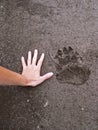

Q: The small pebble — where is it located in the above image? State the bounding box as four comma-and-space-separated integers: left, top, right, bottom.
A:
81, 107, 84, 111
27, 99, 30, 103
0, 6, 3, 9
44, 100, 49, 107
37, 125, 40, 129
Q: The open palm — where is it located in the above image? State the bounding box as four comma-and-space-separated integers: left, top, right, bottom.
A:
21, 49, 53, 86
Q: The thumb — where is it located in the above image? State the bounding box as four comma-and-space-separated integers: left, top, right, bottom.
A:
40, 72, 54, 83
27, 72, 53, 87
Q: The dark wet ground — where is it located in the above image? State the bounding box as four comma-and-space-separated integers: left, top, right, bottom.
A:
0, 0, 98, 130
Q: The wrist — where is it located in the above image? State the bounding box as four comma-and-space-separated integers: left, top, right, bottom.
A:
20, 75, 28, 86
21, 74, 33, 86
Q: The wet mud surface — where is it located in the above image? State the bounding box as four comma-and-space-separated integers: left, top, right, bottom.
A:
0, 0, 98, 130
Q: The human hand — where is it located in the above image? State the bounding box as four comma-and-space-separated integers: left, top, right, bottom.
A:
21, 49, 53, 86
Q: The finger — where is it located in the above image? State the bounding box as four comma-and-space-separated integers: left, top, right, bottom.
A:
32, 49, 38, 65
37, 53, 44, 70
21, 56, 26, 69
27, 51, 32, 65
40, 72, 53, 83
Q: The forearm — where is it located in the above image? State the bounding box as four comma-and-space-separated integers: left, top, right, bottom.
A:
0, 66, 27, 86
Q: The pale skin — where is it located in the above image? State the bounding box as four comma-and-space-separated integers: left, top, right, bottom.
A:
0, 49, 53, 86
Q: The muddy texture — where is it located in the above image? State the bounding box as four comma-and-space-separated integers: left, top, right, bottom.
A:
0, 0, 98, 130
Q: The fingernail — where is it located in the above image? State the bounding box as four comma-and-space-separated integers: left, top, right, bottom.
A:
42, 53, 44, 56
49, 72, 54, 76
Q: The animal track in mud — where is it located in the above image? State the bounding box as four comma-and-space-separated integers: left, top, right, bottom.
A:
52, 46, 91, 85
27, 3, 53, 17
16, 1, 53, 17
